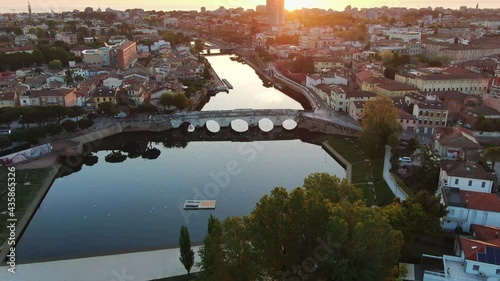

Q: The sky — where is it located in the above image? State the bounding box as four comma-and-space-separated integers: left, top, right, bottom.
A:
1, 0, 499, 13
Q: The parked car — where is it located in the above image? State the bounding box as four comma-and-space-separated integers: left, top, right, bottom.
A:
398, 157, 412, 163
464, 124, 472, 129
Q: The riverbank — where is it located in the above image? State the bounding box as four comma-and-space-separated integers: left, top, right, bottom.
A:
0, 165, 60, 262
325, 136, 394, 206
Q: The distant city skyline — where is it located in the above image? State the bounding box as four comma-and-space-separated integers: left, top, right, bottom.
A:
1, 0, 499, 13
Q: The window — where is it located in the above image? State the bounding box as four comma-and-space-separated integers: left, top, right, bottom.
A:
455, 179, 459, 185
468, 180, 472, 186
497, 269, 500, 275
473, 265, 480, 271
482, 182, 486, 188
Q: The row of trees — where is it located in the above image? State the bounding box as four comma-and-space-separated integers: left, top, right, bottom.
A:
178, 173, 444, 281
3, 118, 94, 146
0, 43, 77, 71
0, 106, 85, 127
475, 116, 500, 132
159, 93, 190, 110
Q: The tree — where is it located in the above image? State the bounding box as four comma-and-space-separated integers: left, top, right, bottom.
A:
0, 137, 13, 151
77, 118, 94, 130
65, 69, 74, 85
408, 137, 419, 153
379, 50, 395, 65
48, 59, 63, 70
172, 93, 189, 110
159, 93, 175, 110
179, 225, 195, 276
194, 39, 205, 53
98, 102, 117, 116
45, 124, 63, 136
62, 119, 77, 132
415, 148, 441, 193
485, 146, 500, 170
302, 172, 364, 204
361, 96, 403, 158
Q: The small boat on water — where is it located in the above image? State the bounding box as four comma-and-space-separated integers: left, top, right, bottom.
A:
187, 124, 195, 133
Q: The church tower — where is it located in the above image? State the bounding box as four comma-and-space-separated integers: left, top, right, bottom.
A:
28, 1, 32, 23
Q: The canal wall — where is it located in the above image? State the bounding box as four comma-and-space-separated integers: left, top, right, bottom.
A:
0, 164, 61, 264
299, 115, 358, 137
0, 245, 202, 281
322, 141, 352, 181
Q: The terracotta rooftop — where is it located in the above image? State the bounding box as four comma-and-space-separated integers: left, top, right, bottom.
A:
346, 91, 377, 99
460, 190, 500, 212
440, 160, 494, 181
435, 127, 480, 149
376, 81, 418, 91
472, 225, 500, 242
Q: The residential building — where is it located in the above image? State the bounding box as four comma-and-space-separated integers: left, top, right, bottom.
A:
432, 127, 481, 161
490, 65, 500, 99
24, 75, 47, 89
313, 57, 344, 73
315, 84, 347, 112
422, 225, 500, 281
55, 32, 77, 44
405, 92, 448, 134
26, 89, 77, 106
439, 160, 495, 193
398, 109, 418, 133
395, 72, 490, 96
92, 87, 116, 109
422, 37, 500, 64
388, 31, 421, 42
349, 101, 366, 122
373, 81, 419, 97
441, 188, 500, 232
0, 92, 17, 107
345, 91, 378, 110
299, 35, 342, 49
117, 41, 138, 70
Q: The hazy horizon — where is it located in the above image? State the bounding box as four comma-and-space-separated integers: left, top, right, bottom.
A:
1, 0, 499, 13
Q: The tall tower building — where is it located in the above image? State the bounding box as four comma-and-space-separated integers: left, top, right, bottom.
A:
266, 0, 285, 26
28, 1, 32, 22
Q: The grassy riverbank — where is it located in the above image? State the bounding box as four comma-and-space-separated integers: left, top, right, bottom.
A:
327, 136, 394, 206
0, 167, 51, 245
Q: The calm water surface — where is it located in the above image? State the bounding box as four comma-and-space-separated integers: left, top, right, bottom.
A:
16, 138, 345, 263
202, 55, 303, 111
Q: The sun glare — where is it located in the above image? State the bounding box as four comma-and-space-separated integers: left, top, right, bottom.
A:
285, 0, 306, 11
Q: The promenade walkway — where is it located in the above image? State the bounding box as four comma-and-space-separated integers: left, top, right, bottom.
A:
0, 246, 202, 281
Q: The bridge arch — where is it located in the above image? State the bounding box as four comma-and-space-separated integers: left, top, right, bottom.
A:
206, 120, 220, 133
282, 119, 298, 131
258, 118, 274, 132
231, 119, 249, 133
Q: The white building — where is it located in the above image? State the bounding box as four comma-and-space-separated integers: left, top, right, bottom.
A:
103, 77, 123, 89
441, 188, 500, 232
423, 225, 500, 281
388, 31, 422, 42
439, 161, 495, 193
55, 32, 77, 44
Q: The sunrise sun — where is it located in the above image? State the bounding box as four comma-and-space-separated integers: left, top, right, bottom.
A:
285, 0, 307, 10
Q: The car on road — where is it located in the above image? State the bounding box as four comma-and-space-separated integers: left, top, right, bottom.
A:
398, 157, 412, 163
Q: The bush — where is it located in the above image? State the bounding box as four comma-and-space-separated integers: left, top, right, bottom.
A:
45, 124, 63, 136
62, 120, 77, 132
77, 118, 94, 130
87, 113, 97, 119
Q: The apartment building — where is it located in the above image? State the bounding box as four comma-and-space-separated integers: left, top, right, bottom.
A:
405, 92, 448, 134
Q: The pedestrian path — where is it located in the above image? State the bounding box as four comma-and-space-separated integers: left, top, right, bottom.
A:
0, 246, 202, 281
